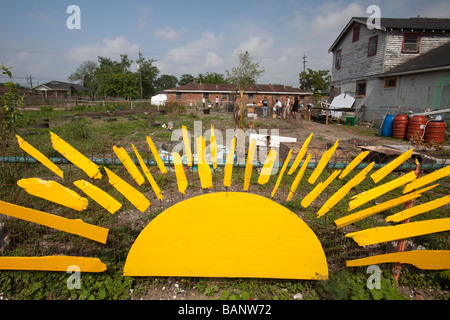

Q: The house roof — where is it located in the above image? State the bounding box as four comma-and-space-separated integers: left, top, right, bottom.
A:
329, 17, 450, 52
165, 83, 313, 95
32, 81, 93, 92
380, 41, 450, 77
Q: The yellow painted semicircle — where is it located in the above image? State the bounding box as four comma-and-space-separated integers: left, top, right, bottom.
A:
123, 192, 328, 280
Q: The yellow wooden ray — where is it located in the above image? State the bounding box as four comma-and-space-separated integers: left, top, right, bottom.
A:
301, 169, 341, 208
73, 179, 122, 214
345, 217, 450, 246
334, 184, 438, 229
257, 149, 277, 185
286, 154, 311, 201
288, 133, 313, 175
0, 200, 109, 244
317, 162, 374, 217
348, 171, 417, 211
403, 165, 450, 194
123, 192, 328, 280
308, 139, 339, 184
210, 124, 217, 170
172, 152, 187, 194
223, 138, 236, 188
339, 150, 370, 180
132, 144, 164, 201
104, 167, 150, 213
196, 136, 213, 189
146, 136, 167, 174
113, 146, 145, 186
243, 139, 257, 191
17, 178, 88, 211
271, 149, 292, 198
0, 256, 107, 272
346, 250, 450, 270
16, 135, 64, 179
385, 194, 450, 223
370, 149, 413, 184
182, 125, 193, 167
50, 132, 102, 179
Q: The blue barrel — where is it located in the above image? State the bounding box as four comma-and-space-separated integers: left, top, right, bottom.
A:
381, 114, 395, 137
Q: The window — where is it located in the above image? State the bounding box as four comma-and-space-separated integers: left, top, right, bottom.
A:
368, 35, 378, 56
402, 33, 421, 53
356, 80, 367, 97
222, 93, 228, 101
335, 49, 342, 70
203, 93, 209, 100
176, 92, 182, 100
352, 25, 360, 42
384, 78, 397, 89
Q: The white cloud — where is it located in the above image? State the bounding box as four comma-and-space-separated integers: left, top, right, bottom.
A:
232, 34, 274, 58
138, 7, 152, 30
68, 36, 140, 63
153, 26, 185, 41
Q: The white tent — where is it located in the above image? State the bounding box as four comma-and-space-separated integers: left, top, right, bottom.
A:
151, 94, 167, 106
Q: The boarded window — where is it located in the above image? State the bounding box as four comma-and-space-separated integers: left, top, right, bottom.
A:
368, 35, 378, 56
352, 25, 360, 42
335, 49, 342, 70
384, 78, 397, 89
402, 34, 421, 53
356, 80, 367, 97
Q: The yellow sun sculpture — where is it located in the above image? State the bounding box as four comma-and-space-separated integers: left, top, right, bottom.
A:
0, 129, 449, 277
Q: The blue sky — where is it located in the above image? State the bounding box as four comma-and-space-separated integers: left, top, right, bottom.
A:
1, 0, 450, 88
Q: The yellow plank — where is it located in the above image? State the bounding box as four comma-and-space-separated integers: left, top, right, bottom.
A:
339, 150, 370, 180
16, 134, 64, 179
348, 171, 417, 211
271, 149, 292, 198
243, 139, 257, 191
370, 149, 413, 183
403, 165, 450, 194
210, 124, 217, 170
73, 179, 122, 214
132, 144, 164, 201
287, 133, 313, 175
0, 256, 107, 272
334, 186, 436, 229
308, 139, 339, 185
0, 200, 109, 244
50, 131, 102, 179
346, 250, 450, 270
113, 146, 146, 186
286, 153, 312, 201
317, 162, 374, 217
301, 169, 341, 208
123, 192, 329, 280
104, 167, 150, 213
257, 149, 278, 185
17, 178, 88, 211
172, 152, 187, 194
196, 136, 213, 189
223, 138, 236, 188
146, 136, 167, 174
182, 125, 193, 167
385, 194, 450, 223
345, 217, 450, 246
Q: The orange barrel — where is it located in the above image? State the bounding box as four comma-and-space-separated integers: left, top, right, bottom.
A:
392, 114, 409, 139
406, 115, 427, 140
424, 121, 447, 143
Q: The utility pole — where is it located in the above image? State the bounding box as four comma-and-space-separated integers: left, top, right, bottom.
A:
301, 55, 307, 90
138, 47, 143, 100
27, 75, 33, 88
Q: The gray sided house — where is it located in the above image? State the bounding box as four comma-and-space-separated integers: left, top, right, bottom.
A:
32, 81, 93, 99
329, 17, 450, 123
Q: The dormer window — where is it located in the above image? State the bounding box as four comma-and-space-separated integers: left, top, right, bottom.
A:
352, 25, 360, 42
402, 33, 421, 53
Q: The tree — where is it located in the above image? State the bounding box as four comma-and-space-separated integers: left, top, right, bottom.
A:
195, 72, 229, 84
155, 74, 178, 93
225, 51, 265, 128
139, 58, 160, 98
299, 68, 331, 97
179, 74, 195, 86
68, 60, 97, 89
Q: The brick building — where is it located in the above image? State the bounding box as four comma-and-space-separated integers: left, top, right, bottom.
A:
164, 83, 313, 109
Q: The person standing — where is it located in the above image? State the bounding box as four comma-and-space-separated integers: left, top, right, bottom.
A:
292, 96, 299, 120
284, 96, 291, 119
275, 99, 282, 118
262, 96, 269, 118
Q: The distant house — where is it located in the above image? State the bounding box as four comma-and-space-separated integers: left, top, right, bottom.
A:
164, 83, 313, 108
328, 17, 450, 121
32, 81, 93, 99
